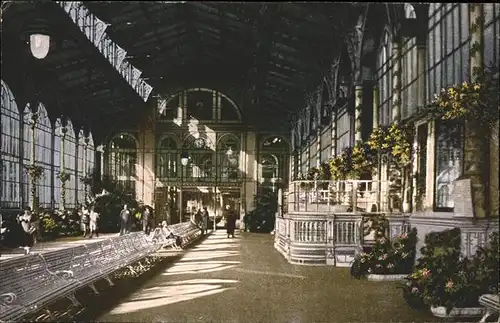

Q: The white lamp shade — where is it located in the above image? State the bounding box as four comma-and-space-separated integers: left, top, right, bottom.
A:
181, 157, 189, 166
30, 34, 50, 59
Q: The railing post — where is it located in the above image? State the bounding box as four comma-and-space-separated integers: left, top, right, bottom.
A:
352, 181, 358, 213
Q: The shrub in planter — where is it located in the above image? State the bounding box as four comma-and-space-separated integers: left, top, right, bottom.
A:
351, 215, 417, 279
402, 228, 499, 314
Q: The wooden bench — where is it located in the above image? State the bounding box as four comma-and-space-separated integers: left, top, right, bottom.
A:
479, 294, 500, 323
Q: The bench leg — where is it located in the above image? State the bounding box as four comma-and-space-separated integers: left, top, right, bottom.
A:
44, 308, 55, 321
480, 309, 495, 323
67, 294, 81, 307
104, 275, 114, 287
89, 283, 99, 295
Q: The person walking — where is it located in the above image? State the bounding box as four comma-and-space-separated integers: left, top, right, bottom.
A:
201, 206, 209, 235
223, 205, 237, 238
81, 205, 90, 238
88, 206, 100, 238
142, 206, 153, 235
17, 207, 35, 255
119, 204, 130, 236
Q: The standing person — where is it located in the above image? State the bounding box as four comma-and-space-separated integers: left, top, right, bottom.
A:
223, 205, 237, 239
81, 205, 90, 238
119, 204, 130, 236
142, 206, 152, 235
88, 206, 100, 238
201, 206, 209, 235
17, 207, 35, 255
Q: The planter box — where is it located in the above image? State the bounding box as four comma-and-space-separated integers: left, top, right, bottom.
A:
366, 274, 408, 281
430, 306, 486, 318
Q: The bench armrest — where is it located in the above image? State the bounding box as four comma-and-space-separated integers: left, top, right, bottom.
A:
0, 292, 17, 306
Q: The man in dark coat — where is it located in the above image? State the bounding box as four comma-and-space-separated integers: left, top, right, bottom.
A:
119, 204, 130, 236
201, 207, 209, 235
224, 205, 237, 238
142, 206, 153, 235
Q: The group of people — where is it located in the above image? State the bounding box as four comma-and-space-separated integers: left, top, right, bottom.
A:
119, 204, 155, 236
193, 206, 210, 234
80, 205, 100, 238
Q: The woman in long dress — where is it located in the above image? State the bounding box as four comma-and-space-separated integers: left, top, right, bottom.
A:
17, 207, 35, 255
224, 205, 237, 238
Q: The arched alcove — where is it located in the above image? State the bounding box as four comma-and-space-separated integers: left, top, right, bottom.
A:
156, 134, 179, 179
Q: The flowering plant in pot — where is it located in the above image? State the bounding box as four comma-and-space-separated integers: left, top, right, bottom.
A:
402, 228, 499, 316
351, 215, 417, 279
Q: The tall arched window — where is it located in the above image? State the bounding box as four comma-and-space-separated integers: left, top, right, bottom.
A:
218, 134, 240, 182
109, 133, 137, 198
260, 154, 279, 185
377, 30, 393, 126
260, 136, 290, 186
87, 133, 95, 174
35, 104, 53, 208
182, 136, 214, 181
54, 118, 62, 208
156, 135, 178, 179
401, 4, 419, 119
77, 129, 86, 204
64, 120, 77, 208
22, 105, 33, 207
427, 3, 469, 210
1, 80, 21, 208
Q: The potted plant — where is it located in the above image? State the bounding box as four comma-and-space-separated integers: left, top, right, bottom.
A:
402, 228, 498, 318
351, 215, 417, 281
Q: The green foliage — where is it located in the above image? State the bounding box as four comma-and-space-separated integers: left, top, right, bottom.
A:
427, 64, 499, 129
247, 187, 278, 233
90, 177, 140, 232
36, 209, 81, 240
57, 171, 71, 182
351, 216, 417, 279
367, 123, 414, 169
402, 228, 499, 313
329, 141, 377, 180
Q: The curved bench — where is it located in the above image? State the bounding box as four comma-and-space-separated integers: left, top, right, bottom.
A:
0, 224, 202, 322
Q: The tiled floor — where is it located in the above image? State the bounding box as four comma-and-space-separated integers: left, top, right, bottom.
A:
98, 230, 439, 323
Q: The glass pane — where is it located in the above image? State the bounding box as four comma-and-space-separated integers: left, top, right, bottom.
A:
434, 120, 463, 209
461, 4, 469, 43
484, 24, 494, 66
453, 7, 460, 49
446, 14, 454, 54
484, 3, 494, 24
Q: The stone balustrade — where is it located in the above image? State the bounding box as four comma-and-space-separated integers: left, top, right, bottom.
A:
287, 180, 393, 214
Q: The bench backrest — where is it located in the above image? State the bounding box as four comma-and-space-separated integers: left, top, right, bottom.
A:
0, 255, 67, 305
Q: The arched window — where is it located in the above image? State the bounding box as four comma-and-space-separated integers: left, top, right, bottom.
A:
377, 30, 393, 126
401, 4, 419, 119
109, 133, 137, 198
77, 129, 86, 204
260, 136, 290, 185
218, 134, 240, 182
182, 136, 214, 181
64, 120, 77, 208
260, 154, 279, 185
156, 135, 178, 179
427, 4, 469, 101
87, 132, 95, 175
35, 104, 52, 208
54, 118, 62, 208
23, 105, 33, 207
427, 4, 469, 210
1, 80, 21, 208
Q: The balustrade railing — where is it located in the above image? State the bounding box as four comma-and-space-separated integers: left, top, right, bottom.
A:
274, 212, 410, 266
288, 180, 391, 214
